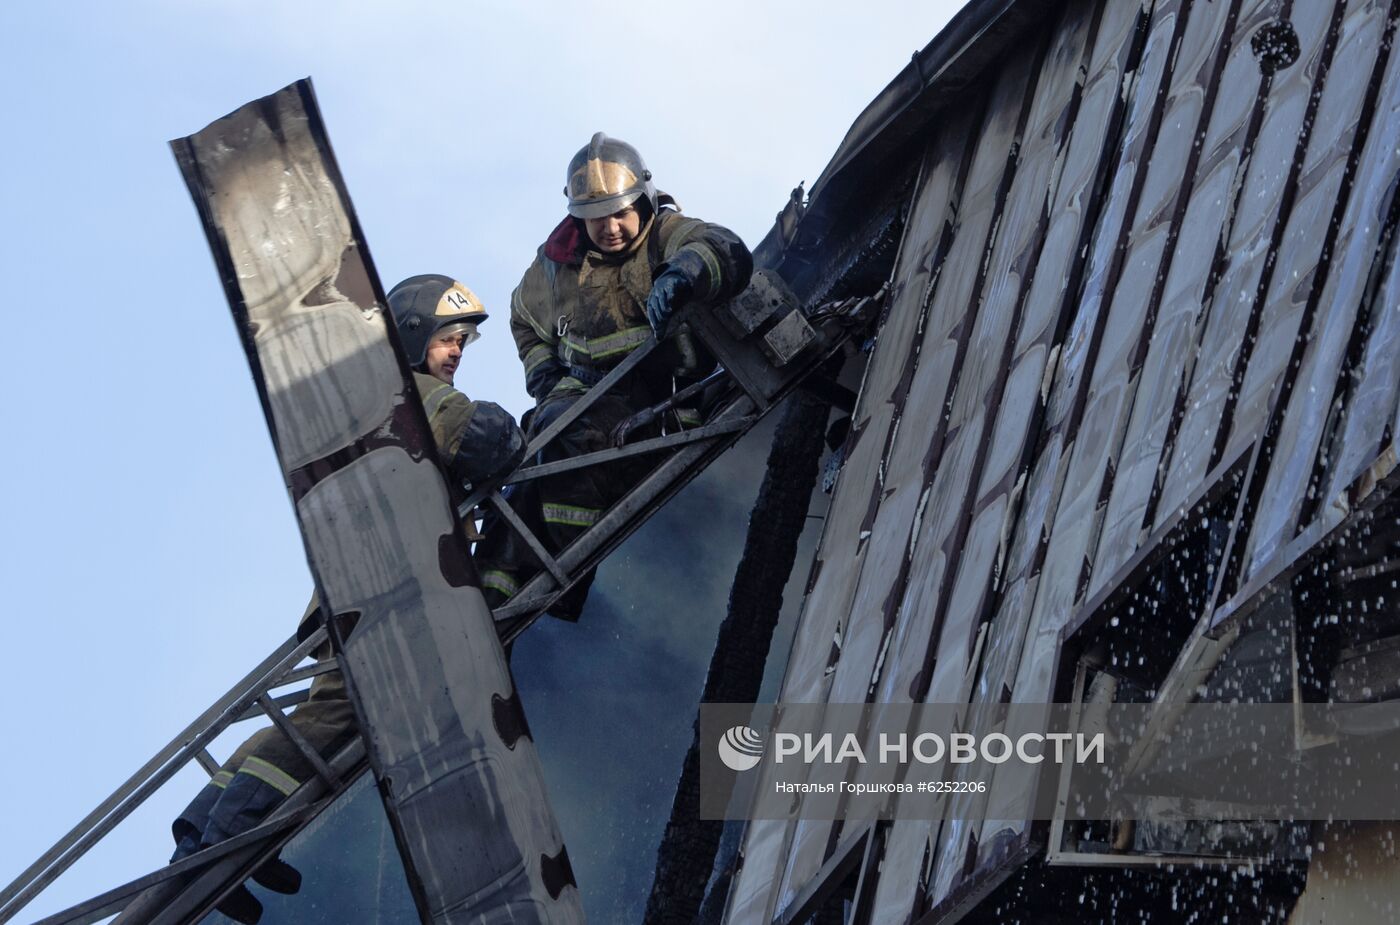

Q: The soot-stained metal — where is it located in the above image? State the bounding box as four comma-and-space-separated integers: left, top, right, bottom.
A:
172, 80, 584, 925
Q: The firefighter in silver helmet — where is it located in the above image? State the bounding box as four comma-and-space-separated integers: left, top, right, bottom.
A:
475, 132, 753, 615
168, 275, 525, 925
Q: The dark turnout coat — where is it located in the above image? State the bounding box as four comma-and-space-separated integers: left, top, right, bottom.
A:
509, 200, 753, 401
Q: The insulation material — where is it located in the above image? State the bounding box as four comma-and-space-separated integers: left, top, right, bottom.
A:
1156, 0, 1346, 527
723, 121, 975, 924
911, 4, 1154, 885
1248, 4, 1400, 571
966, 0, 1265, 896
721, 817, 787, 925
772, 50, 1039, 911
842, 105, 993, 740
1066, 0, 1241, 602
868, 819, 935, 925
856, 4, 1100, 907
895, 1, 1112, 907
929, 0, 1148, 878
870, 4, 1142, 916
1322, 227, 1400, 507
891, 42, 1046, 724
1221, 0, 1390, 484
724, 0, 1400, 919
972, 0, 1183, 847
773, 154, 954, 709
1091, 0, 1276, 587
864, 1, 1145, 879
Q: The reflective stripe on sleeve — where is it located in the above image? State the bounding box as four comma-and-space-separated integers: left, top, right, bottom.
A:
692, 246, 724, 299
237, 756, 301, 796
513, 287, 555, 343
524, 344, 556, 373
541, 503, 602, 528
557, 325, 652, 364
481, 569, 521, 598
666, 220, 704, 252
587, 326, 652, 359
547, 377, 590, 396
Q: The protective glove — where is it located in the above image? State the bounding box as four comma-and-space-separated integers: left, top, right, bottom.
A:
645, 249, 709, 338
456, 400, 527, 484
645, 269, 691, 339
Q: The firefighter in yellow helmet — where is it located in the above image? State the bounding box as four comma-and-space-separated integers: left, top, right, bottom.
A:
169, 275, 525, 925
476, 133, 753, 615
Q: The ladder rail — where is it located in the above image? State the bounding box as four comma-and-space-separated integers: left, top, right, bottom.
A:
487, 490, 573, 587
30, 805, 322, 925
501, 415, 753, 485
480, 286, 884, 643
118, 740, 370, 925
0, 628, 328, 925
493, 394, 762, 642
254, 695, 339, 787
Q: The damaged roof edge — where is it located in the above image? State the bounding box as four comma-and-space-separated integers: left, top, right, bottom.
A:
756, 0, 1063, 276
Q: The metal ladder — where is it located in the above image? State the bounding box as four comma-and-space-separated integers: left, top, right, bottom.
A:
0, 624, 365, 925
0, 280, 883, 925
478, 275, 879, 643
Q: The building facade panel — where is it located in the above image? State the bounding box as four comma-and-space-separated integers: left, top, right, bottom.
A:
723, 0, 1400, 920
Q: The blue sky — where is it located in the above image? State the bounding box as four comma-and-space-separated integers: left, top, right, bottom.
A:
0, 2, 966, 920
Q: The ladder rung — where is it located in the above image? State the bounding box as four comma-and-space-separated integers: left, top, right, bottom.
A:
256, 694, 337, 787
455, 337, 662, 518
233, 689, 310, 724
193, 750, 220, 779
0, 628, 328, 925
27, 805, 320, 925
275, 658, 340, 687
492, 398, 758, 638
521, 338, 658, 461
489, 491, 571, 587
505, 417, 752, 484
231, 656, 338, 723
